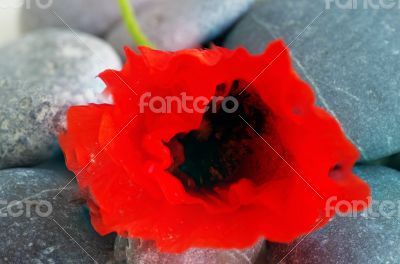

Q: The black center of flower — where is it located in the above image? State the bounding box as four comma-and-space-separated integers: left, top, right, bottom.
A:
165, 80, 270, 193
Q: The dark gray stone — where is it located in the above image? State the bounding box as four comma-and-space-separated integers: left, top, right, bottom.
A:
224, 0, 400, 161
19, 0, 156, 36
113, 237, 264, 264
259, 166, 400, 264
0, 167, 115, 263
106, 0, 255, 57
0, 28, 121, 169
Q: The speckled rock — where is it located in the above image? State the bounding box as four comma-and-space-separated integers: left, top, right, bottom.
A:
113, 237, 264, 264
106, 0, 255, 57
0, 167, 115, 263
0, 29, 121, 169
19, 0, 157, 36
259, 166, 400, 264
224, 0, 400, 161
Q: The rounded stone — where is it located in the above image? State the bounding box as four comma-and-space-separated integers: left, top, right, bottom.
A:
19, 0, 145, 36
106, 0, 255, 57
0, 28, 121, 169
0, 166, 115, 263
114, 236, 264, 264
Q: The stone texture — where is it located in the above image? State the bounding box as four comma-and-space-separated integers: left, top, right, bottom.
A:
224, 0, 400, 161
106, 0, 255, 57
113, 237, 264, 264
259, 166, 400, 264
19, 0, 156, 36
0, 166, 115, 263
0, 28, 121, 169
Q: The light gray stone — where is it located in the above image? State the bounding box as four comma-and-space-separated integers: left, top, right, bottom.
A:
224, 0, 400, 161
259, 166, 400, 264
106, 0, 255, 57
113, 237, 264, 264
19, 0, 155, 36
0, 167, 115, 263
0, 28, 121, 169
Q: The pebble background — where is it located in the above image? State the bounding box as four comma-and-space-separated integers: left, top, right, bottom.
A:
0, 0, 400, 263
0, 29, 121, 169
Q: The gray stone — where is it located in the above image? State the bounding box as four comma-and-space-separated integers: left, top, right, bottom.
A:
224, 0, 400, 161
106, 0, 255, 57
0, 28, 121, 169
0, 167, 115, 263
113, 237, 264, 264
259, 166, 400, 264
19, 0, 155, 36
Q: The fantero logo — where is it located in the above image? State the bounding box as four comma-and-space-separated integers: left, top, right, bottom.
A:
0, 199, 53, 218
325, 0, 400, 9
139, 92, 240, 114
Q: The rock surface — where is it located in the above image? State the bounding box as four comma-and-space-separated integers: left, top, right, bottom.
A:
114, 237, 264, 264
259, 166, 400, 264
0, 166, 115, 263
224, 0, 400, 161
106, 0, 255, 57
0, 29, 121, 169
19, 0, 156, 36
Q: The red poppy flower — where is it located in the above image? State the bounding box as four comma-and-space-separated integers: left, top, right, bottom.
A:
59, 40, 370, 253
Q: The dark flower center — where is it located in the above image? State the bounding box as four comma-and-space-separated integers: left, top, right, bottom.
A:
166, 80, 271, 193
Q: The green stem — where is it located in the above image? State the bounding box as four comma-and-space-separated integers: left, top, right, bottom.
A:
117, 0, 155, 48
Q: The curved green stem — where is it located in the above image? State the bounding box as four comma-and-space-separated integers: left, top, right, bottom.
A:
117, 0, 155, 48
